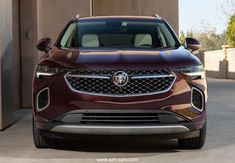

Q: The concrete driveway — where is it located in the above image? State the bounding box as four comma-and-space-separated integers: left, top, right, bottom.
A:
0, 78, 234, 163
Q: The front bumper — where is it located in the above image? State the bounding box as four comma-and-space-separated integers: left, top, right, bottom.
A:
37, 122, 201, 139
35, 109, 205, 138
33, 71, 207, 137
50, 125, 190, 135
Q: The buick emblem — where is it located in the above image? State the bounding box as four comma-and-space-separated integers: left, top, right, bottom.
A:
113, 71, 129, 87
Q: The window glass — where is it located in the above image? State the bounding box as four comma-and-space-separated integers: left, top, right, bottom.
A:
59, 20, 179, 49
60, 23, 77, 48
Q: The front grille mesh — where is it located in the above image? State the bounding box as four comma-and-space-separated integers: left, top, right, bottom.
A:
65, 69, 175, 96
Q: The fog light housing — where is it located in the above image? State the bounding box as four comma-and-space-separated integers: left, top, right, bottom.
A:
191, 87, 204, 112
37, 88, 50, 111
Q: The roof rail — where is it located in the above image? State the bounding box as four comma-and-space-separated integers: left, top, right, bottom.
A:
73, 14, 80, 20
152, 14, 161, 19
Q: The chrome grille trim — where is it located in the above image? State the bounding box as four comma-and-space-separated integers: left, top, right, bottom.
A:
131, 74, 175, 79
67, 74, 110, 79
64, 69, 176, 97
66, 74, 175, 80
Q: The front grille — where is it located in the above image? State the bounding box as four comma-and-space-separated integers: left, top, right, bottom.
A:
65, 69, 175, 96
81, 112, 160, 125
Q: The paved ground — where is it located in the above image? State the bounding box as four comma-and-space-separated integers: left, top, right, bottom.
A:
0, 78, 235, 163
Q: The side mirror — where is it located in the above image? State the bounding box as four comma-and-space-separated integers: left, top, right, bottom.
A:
185, 37, 201, 51
36, 37, 51, 53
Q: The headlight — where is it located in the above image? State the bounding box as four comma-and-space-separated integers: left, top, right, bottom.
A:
173, 65, 205, 79
36, 66, 68, 78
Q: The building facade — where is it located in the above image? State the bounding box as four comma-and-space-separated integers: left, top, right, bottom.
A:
0, 0, 179, 130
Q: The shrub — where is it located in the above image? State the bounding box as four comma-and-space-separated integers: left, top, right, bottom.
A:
226, 14, 235, 47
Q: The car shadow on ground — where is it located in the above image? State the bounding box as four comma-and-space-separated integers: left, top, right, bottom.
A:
53, 137, 181, 153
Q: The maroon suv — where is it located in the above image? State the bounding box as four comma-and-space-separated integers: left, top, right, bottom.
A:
33, 15, 207, 149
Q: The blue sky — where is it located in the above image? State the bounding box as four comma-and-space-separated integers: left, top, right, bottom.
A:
179, 0, 233, 34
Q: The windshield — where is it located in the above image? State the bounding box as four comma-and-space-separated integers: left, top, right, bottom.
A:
59, 19, 180, 49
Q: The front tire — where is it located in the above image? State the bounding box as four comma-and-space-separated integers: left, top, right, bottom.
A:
178, 122, 206, 149
33, 117, 55, 149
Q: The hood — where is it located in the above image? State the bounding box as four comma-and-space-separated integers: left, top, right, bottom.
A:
41, 47, 201, 69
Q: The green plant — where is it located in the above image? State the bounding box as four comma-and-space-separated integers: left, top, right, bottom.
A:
226, 14, 235, 47
179, 31, 186, 44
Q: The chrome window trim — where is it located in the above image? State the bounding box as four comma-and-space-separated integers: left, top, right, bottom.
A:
191, 87, 205, 112
36, 87, 50, 112
64, 72, 176, 97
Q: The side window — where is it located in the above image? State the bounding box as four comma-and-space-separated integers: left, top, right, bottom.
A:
60, 23, 77, 48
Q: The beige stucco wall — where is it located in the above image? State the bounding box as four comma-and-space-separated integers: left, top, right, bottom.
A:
0, 0, 13, 130
204, 49, 235, 72
20, 0, 39, 108
202, 48, 235, 79
37, 0, 92, 44
227, 48, 235, 79
204, 50, 224, 71
20, 0, 92, 107
12, 0, 21, 111
93, 0, 179, 34
227, 49, 235, 73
